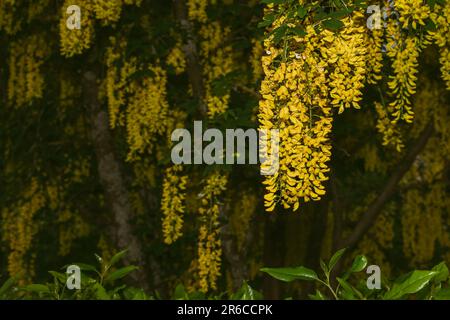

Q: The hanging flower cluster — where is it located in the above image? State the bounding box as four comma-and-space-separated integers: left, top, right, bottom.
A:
375, 102, 405, 152
59, 0, 142, 57
196, 172, 227, 292
187, 0, 235, 118
321, 13, 367, 114
430, 1, 450, 90
7, 34, 49, 108
1, 178, 45, 284
167, 41, 187, 75
261, 6, 370, 212
105, 38, 170, 161
161, 166, 188, 245
385, 24, 420, 123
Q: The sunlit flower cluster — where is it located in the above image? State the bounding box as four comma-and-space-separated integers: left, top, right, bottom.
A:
260, 18, 332, 212
386, 31, 420, 123
396, 0, 430, 29
321, 14, 367, 114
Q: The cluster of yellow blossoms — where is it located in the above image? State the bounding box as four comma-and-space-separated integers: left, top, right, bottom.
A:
1, 178, 45, 284
396, 0, 431, 29
161, 166, 188, 245
167, 42, 187, 75
262, 8, 368, 211
105, 38, 170, 161
386, 26, 420, 124
0, 0, 17, 34
7, 34, 49, 108
187, 0, 235, 118
125, 66, 170, 161
59, 0, 95, 57
59, 0, 142, 57
188, 0, 208, 23
321, 13, 367, 114
430, 1, 450, 90
196, 172, 227, 292
375, 102, 405, 152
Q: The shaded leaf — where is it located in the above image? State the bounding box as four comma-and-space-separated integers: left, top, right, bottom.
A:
261, 266, 318, 282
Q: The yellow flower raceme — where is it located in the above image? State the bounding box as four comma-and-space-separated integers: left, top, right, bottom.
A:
125, 66, 170, 161
386, 28, 420, 123
161, 166, 188, 245
188, 0, 208, 23
375, 102, 405, 152
321, 14, 367, 114
2, 178, 45, 284
430, 2, 450, 89
196, 172, 227, 292
59, 0, 94, 57
7, 34, 48, 108
167, 42, 187, 75
260, 21, 332, 212
396, 0, 430, 29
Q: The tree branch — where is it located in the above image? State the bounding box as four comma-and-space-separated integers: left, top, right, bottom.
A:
341, 121, 434, 249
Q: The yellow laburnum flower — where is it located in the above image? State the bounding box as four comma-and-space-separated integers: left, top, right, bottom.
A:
188, 0, 208, 23
161, 166, 188, 245
396, 0, 430, 29
196, 172, 227, 292
167, 42, 187, 75
59, 0, 94, 57
7, 34, 49, 108
374, 102, 404, 152
321, 13, 367, 113
259, 19, 332, 212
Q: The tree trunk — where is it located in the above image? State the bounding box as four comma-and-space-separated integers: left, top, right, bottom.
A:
83, 70, 149, 290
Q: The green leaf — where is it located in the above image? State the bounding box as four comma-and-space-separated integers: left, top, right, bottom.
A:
240, 282, 262, 300
271, 25, 288, 45
173, 284, 188, 300
350, 255, 368, 273
23, 284, 50, 293
93, 283, 110, 300
49, 271, 67, 284
105, 266, 138, 282
109, 249, 128, 267
261, 266, 318, 282
434, 288, 450, 300
258, 13, 276, 28
320, 259, 329, 276
329, 248, 346, 271
291, 26, 307, 37
337, 277, 364, 300
322, 18, 345, 30
432, 262, 449, 283
384, 270, 438, 300
308, 289, 326, 300
297, 6, 307, 18
0, 277, 17, 297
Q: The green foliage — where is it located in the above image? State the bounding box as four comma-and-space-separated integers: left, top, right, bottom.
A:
261, 248, 450, 300
13, 250, 151, 300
